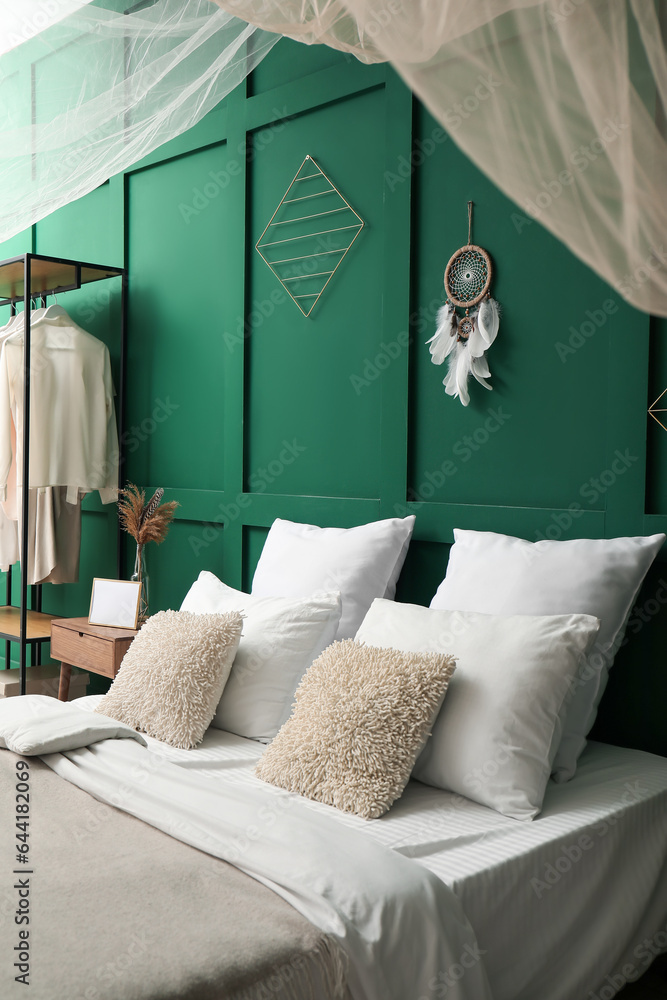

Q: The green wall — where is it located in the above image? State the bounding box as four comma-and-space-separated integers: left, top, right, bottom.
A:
1, 38, 665, 754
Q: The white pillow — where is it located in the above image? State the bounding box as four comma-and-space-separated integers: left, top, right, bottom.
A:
356, 599, 600, 820
251, 516, 416, 639
429, 529, 664, 781
180, 571, 341, 741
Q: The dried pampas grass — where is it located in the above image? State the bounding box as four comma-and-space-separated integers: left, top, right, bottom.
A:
118, 483, 179, 546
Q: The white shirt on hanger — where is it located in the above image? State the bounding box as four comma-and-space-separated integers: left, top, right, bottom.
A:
0, 310, 119, 506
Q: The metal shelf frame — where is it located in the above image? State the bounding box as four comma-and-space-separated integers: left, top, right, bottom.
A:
0, 253, 127, 695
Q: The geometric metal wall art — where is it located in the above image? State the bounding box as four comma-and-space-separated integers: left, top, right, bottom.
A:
649, 387, 667, 432
255, 155, 365, 317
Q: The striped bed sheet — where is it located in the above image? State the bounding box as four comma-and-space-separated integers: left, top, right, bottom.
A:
76, 695, 667, 1000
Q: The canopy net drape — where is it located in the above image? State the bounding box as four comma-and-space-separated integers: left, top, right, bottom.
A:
0, 0, 279, 243
0, 0, 665, 316
211, 0, 667, 316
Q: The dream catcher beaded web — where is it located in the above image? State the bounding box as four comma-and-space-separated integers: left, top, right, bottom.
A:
427, 202, 500, 406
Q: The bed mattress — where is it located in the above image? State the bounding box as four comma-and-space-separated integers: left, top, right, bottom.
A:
76, 696, 667, 1000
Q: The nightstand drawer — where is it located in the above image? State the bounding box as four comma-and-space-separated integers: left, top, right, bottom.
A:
51, 617, 138, 701
51, 626, 117, 677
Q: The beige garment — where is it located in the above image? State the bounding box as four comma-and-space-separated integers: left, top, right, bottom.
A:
0, 495, 18, 570
0, 309, 109, 583
15, 486, 82, 585
0, 312, 119, 504
0, 318, 21, 569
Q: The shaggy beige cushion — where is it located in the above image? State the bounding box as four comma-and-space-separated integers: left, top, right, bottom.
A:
255, 639, 456, 819
95, 610, 243, 749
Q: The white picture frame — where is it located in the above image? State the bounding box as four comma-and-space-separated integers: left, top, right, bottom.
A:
89, 579, 141, 630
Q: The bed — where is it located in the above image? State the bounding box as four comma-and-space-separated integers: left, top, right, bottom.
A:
2, 522, 666, 1000
1, 692, 665, 1000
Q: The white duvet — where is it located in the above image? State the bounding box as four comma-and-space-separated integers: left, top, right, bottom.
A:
1, 695, 494, 1000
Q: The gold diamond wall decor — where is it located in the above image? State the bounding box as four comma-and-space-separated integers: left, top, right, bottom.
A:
255, 155, 365, 317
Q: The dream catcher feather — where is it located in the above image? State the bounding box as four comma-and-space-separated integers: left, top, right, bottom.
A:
427, 202, 500, 406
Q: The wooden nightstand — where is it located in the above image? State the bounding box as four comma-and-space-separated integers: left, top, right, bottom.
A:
51, 617, 138, 701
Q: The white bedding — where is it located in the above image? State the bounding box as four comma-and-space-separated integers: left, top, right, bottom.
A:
72, 697, 667, 1000
13, 695, 493, 1000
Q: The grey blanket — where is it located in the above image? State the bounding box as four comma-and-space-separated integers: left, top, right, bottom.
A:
0, 750, 349, 1000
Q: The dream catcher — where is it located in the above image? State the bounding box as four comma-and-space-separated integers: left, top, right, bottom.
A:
426, 202, 500, 407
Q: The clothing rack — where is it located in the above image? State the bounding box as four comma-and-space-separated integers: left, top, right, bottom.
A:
0, 254, 127, 695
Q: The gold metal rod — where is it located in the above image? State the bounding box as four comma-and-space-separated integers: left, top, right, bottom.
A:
305, 224, 365, 311
271, 207, 348, 227
283, 189, 336, 205
254, 154, 313, 249
260, 256, 313, 316
257, 223, 362, 249
269, 248, 347, 264
281, 271, 335, 282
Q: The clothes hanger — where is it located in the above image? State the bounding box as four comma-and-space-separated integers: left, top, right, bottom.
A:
40, 302, 68, 321
4, 295, 59, 341
29, 292, 69, 327
0, 304, 39, 337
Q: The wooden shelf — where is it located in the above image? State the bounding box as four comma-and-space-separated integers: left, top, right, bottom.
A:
0, 254, 124, 305
0, 606, 61, 642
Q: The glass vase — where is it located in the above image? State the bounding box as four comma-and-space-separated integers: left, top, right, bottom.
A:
131, 543, 149, 624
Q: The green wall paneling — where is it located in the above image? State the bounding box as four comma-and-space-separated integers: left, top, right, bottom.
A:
125, 143, 235, 491
248, 37, 349, 96
36, 177, 123, 266
245, 85, 388, 500
394, 539, 450, 610
1, 37, 664, 755
147, 518, 227, 613
410, 103, 623, 513
243, 525, 269, 592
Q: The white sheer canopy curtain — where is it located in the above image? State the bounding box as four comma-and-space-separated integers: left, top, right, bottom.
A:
0, 0, 279, 243
212, 0, 667, 317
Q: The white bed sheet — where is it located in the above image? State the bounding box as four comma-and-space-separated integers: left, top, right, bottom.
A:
77, 695, 667, 1000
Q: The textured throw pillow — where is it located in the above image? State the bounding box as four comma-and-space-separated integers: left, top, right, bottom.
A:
96, 610, 243, 749
429, 529, 664, 781
180, 571, 342, 741
251, 516, 415, 639
356, 599, 600, 820
255, 638, 456, 820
